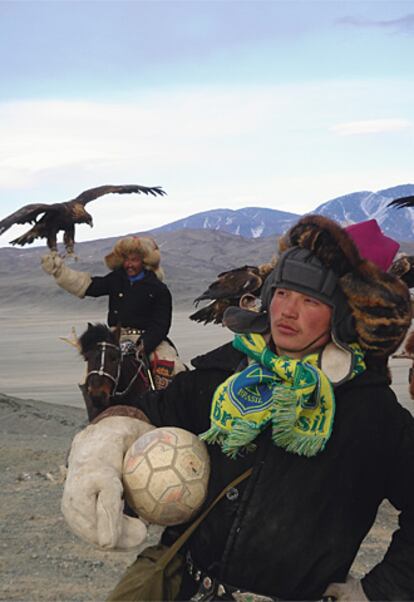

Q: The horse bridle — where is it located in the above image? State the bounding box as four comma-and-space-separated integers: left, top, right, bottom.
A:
85, 340, 147, 398
86, 341, 122, 388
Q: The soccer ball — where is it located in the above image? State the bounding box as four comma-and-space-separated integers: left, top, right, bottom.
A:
122, 426, 210, 526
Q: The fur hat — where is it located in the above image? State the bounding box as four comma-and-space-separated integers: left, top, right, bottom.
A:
105, 236, 164, 280
224, 215, 411, 359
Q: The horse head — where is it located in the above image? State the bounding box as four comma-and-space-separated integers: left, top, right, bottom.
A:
78, 322, 122, 412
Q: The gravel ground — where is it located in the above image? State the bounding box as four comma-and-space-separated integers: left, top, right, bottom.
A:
0, 393, 399, 602
0, 394, 163, 602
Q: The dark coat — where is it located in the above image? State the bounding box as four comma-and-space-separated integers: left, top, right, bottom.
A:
133, 343, 414, 601
84, 269, 172, 354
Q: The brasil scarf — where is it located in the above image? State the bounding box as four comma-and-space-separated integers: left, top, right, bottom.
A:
200, 333, 365, 458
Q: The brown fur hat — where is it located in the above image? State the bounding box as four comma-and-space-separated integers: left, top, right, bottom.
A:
104, 236, 164, 280
279, 215, 412, 359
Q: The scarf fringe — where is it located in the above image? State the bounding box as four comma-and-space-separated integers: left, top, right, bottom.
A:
200, 421, 260, 458
270, 394, 328, 457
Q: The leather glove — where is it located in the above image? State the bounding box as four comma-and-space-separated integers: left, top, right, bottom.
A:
62, 416, 155, 549
324, 576, 369, 601
41, 253, 92, 298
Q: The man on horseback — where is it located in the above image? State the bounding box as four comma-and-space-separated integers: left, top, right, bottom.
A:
42, 235, 185, 389
61, 215, 414, 601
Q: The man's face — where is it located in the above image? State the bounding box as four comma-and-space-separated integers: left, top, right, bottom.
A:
123, 253, 143, 277
269, 288, 332, 358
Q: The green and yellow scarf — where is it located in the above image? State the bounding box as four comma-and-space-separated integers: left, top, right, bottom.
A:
200, 333, 365, 458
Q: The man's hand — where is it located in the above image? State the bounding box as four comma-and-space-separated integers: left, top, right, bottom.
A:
324, 576, 368, 601
41, 253, 64, 277
62, 415, 155, 549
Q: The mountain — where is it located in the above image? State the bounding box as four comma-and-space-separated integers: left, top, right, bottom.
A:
314, 184, 414, 241
0, 229, 278, 309
152, 184, 414, 242
154, 207, 300, 238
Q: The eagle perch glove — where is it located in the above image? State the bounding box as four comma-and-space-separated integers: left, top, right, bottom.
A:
324, 576, 368, 601
62, 416, 155, 549
41, 254, 92, 298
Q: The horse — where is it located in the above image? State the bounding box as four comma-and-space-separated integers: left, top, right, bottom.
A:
77, 323, 152, 421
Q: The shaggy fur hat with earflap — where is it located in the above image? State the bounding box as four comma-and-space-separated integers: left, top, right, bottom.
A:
104, 236, 164, 280
279, 215, 411, 358
224, 215, 412, 361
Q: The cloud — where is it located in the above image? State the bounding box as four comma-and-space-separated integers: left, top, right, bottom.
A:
0, 92, 272, 180
337, 13, 414, 33
331, 119, 413, 136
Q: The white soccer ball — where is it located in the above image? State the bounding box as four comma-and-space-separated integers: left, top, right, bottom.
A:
122, 426, 210, 526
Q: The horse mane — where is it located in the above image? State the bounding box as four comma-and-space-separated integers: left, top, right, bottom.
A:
79, 323, 118, 355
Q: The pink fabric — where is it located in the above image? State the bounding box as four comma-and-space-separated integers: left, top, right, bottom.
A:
345, 219, 399, 271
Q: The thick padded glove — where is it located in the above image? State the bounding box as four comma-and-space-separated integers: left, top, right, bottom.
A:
62, 416, 155, 549
324, 576, 368, 601
41, 254, 92, 298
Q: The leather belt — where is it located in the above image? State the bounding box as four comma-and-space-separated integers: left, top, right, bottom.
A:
186, 552, 281, 602
121, 328, 145, 336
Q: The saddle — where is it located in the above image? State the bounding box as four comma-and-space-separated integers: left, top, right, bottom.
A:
120, 335, 187, 390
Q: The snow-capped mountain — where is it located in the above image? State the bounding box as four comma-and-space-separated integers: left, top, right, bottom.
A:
154, 184, 414, 241
314, 184, 414, 241
154, 207, 300, 238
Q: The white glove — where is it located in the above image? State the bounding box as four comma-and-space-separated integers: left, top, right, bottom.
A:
62, 416, 155, 550
41, 253, 64, 276
41, 253, 92, 298
324, 576, 368, 601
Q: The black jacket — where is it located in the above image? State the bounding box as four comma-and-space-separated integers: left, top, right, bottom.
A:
85, 269, 172, 354
133, 343, 414, 601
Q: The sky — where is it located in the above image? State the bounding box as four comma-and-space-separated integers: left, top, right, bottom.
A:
0, 0, 413, 247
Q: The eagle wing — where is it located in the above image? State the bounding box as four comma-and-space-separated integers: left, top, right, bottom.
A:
189, 264, 271, 324
388, 195, 414, 209
190, 264, 276, 325
194, 266, 263, 303
0, 203, 62, 235
189, 299, 233, 325
72, 184, 167, 206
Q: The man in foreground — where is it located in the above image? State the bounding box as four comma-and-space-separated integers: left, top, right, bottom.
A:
62, 215, 414, 600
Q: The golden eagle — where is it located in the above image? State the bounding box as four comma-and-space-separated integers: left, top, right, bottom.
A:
0, 184, 166, 254
189, 263, 274, 325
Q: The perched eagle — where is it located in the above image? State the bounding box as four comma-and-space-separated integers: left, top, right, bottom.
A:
387, 195, 414, 209
0, 184, 166, 255
189, 263, 274, 325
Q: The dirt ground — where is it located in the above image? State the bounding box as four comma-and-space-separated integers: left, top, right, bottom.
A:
0, 394, 159, 602
0, 391, 401, 602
